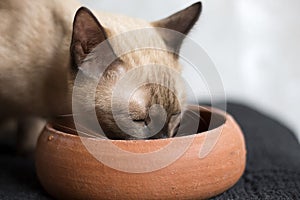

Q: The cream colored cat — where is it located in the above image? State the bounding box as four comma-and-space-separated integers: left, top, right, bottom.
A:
0, 0, 202, 149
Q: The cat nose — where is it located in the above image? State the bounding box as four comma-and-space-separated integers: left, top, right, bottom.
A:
131, 104, 167, 139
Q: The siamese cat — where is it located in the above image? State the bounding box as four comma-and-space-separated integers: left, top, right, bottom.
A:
0, 0, 202, 150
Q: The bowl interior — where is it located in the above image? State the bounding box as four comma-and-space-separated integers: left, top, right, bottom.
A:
182, 106, 226, 133
52, 106, 226, 139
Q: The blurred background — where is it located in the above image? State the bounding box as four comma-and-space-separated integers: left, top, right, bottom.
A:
80, 0, 300, 141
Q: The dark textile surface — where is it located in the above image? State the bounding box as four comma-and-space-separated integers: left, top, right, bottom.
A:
0, 103, 299, 199
211, 103, 300, 199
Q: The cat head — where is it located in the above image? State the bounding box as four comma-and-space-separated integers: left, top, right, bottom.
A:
69, 2, 202, 139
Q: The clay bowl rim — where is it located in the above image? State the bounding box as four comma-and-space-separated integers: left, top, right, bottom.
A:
48, 105, 228, 144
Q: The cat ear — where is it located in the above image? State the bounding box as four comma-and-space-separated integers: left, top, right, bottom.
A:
71, 7, 114, 68
152, 2, 202, 54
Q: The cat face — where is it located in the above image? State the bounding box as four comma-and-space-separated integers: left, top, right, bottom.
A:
69, 3, 202, 139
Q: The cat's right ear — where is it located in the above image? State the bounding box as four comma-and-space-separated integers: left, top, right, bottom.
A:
70, 7, 114, 68
152, 2, 202, 54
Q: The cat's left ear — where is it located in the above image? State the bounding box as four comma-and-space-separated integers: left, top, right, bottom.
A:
71, 7, 115, 68
152, 2, 202, 54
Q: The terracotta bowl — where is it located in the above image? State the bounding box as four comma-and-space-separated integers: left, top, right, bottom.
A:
35, 106, 246, 200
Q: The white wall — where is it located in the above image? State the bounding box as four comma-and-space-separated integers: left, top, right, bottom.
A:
79, 0, 300, 141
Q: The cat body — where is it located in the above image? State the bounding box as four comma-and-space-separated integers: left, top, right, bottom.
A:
0, 0, 201, 146
0, 0, 79, 118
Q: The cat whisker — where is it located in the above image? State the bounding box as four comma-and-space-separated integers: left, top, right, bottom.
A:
54, 123, 106, 139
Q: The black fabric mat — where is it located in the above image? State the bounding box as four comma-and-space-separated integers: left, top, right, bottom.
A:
211, 103, 300, 199
0, 103, 299, 199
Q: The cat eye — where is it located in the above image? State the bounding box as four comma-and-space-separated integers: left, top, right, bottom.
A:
171, 112, 181, 117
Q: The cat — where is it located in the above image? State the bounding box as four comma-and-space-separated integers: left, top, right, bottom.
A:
0, 0, 81, 151
0, 0, 202, 149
